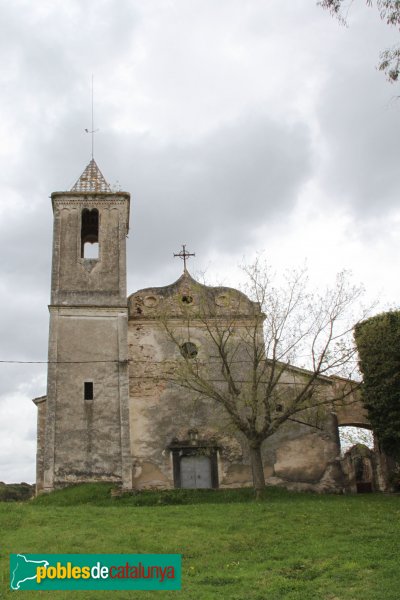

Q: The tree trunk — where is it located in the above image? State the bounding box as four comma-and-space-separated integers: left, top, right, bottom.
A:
249, 441, 265, 497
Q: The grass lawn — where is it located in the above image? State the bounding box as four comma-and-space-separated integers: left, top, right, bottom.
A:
0, 485, 399, 599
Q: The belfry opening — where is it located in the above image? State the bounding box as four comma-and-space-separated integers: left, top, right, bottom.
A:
81, 208, 99, 258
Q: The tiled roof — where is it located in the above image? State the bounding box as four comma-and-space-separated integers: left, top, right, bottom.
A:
71, 159, 111, 193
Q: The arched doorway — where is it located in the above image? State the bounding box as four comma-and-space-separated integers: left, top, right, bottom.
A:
337, 424, 389, 492
335, 405, 392, 492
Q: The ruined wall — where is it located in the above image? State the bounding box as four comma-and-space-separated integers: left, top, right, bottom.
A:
128, 316, 245, 489
332, 380, 370, 428
127, 272, 343, 493
261, 412, 343, 493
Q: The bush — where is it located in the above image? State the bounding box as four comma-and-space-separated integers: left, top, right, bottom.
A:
0, 482, 34, 502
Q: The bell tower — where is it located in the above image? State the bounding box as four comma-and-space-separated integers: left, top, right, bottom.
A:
38, 160, 132, 492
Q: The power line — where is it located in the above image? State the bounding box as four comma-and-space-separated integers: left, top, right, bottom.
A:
0, 357, 359, 365
0, 360, 122, 364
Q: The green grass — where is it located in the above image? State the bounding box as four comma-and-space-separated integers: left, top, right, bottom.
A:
1, 485, 399, 599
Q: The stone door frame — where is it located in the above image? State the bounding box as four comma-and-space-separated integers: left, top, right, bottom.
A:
168, 442, 219, 489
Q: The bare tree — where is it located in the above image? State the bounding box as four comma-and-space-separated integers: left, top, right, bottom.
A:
339, 425, 374, 454
319, 0, 400, 81
162, 260, 366, 494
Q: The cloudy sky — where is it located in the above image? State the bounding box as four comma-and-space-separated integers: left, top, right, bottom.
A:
0, 0, 398, 483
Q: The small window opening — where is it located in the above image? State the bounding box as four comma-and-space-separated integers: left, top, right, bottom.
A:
81, 208, 99, 258
84, 382, 94, 400
180, 342, 198, 359
181, 295, 193, 304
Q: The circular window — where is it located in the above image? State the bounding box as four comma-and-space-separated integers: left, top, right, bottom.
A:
181, 295, 193, 304
215, 294, 229, 307
143, 295, 159, 307
180, 342, 198, 359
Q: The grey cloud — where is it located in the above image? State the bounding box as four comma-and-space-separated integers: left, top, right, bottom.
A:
0, 365, 46, 403
314, 3, 400, 218
317, 67, 400, 216
0, 110, 311, 391
98, 113, 313, 287
0, 289, 49, 362
0, 0, 140, 167
0, 0, 140, 75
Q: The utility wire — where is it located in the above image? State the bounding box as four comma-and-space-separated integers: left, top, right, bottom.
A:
0, 357, 359, 365
0, 360, 122, 364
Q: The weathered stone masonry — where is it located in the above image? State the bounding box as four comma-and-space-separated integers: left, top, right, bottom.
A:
33, 159, 386, 494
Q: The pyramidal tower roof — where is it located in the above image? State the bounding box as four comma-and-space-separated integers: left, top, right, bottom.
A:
71, 159, 112, 193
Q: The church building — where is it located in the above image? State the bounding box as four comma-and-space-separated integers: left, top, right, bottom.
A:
33, 160, 382, 494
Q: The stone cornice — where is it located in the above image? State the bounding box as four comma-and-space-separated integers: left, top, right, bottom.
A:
48, 305, 128, 315
51, 191, 130, 200
32, 395, 47, 405
51, 192, 130, 229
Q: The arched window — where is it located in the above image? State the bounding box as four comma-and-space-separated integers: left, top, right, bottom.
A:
338, 425, 374, 455
81, 208, 99, 259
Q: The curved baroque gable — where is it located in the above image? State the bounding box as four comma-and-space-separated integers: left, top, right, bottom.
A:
128, 271, 261, 320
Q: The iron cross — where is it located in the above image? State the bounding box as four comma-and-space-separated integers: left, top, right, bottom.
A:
174, 244, 195, 271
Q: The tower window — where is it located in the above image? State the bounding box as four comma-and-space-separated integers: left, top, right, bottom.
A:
84, 382, 94, 400
81, 208, 99, 258
83, 241, 99, 259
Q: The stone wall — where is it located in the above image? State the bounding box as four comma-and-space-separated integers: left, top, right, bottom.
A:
42, 307, 131, 490
127, 272, 344, 493
50, 193, 129, 307
39, 187, 132, 492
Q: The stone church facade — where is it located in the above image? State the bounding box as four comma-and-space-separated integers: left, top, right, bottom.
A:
33, 160, 382, 494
